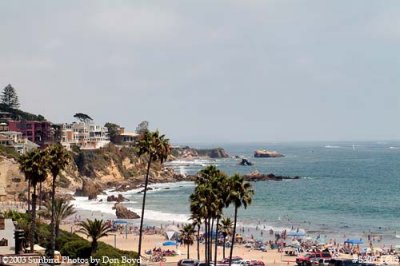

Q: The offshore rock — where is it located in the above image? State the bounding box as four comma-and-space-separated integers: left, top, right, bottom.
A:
171, 146, 229, 159
107, 194, 128, 202
243, 171, 300, 181
239, 158, 253, 166
254, 150, 284, 158
114, 203, 140, 219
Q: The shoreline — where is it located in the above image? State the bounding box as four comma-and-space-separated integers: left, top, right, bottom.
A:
60, 216, 399, 266
69, 180, 400, 248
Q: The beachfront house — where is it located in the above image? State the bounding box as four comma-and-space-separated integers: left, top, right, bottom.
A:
61, 121, 110, 150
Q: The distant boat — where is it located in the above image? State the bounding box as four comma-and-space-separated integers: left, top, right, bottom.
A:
352, 144, 356, 151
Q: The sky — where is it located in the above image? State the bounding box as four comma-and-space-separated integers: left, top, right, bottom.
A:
0, 0, 399, 143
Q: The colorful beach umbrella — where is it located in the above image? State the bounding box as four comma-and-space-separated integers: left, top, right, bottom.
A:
163, 241, 177, 246
344, 239, 363, 245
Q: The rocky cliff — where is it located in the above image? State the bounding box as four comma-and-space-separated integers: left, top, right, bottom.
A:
0, 144, 192, 201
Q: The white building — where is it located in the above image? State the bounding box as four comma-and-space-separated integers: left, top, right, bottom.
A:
0, 131, 39, 154
0, 217, 15, 255
61, 121, 110, 150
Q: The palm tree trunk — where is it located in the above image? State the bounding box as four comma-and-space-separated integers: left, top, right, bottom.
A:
55, 222, 60, 238
223, 235, 226, 259
138, 156, 152, 265
50, 174, 57, 262
197, 225, 200, 261
206, 218, 210, 264
214, 217, 219, 266
204, 220, 208, 263
229, 207, 238, 266
27, 180, 31, 212
30, 185, 37, 253
208, 218, 213, 264
39, 181, 42, 211
91, 240, 97, 255
187, 244, 190, 259
210, 218, 214, 262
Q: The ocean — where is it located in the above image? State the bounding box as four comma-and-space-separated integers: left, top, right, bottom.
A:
72, 141, 400, 245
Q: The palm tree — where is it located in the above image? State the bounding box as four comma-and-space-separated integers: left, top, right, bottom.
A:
220, 217, 233, 259
135, 130, 170, 262
77, 219, 112, 254
190, 214, 201, 261
18, 149, 48, 252
180, 224, 196, 259
40, 198, 76, 238
190, 166, 228, 265
190, 183, 215, 264
226, 174, 254, 266
46, 144, 70, 260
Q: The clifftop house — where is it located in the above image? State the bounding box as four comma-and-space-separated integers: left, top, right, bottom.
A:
61, 121, 110, 150
7, 120, 53, 147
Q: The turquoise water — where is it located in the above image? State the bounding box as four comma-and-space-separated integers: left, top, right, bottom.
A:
88, 142, 400, 244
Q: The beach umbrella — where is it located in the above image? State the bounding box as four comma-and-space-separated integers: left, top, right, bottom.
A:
166, 231, 176, 240
344, 239, 363, 245
163, 241, 177, 246
166, 225, 180, 232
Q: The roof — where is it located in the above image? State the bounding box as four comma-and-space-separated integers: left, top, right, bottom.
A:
120, 132, 139, 137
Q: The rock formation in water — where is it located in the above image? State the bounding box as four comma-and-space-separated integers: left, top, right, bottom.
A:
254, 150, 284, 158
243, 171, 299, 181
114, 203, 140, 219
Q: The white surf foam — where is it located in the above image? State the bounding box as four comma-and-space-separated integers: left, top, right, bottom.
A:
72, 196, 116, 215
72, 181, 194, 222
324, 145, 341, 149
129, 208, 190, 223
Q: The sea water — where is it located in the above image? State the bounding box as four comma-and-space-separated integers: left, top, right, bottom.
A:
73, 141, 400, 244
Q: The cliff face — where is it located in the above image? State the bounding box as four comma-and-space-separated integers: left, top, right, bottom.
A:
0, 156, 24, 200
0, 144, 190, 200
0, 144, 231, 201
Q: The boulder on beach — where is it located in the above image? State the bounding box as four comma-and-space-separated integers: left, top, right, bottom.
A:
107, 194, 128, 202
254, 150, 284, 158
114, 203, 140, 219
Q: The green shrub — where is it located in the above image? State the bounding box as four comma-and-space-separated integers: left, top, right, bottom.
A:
0, 144, 20, 159
61, 240, 91, 258
92, 242, 138, 266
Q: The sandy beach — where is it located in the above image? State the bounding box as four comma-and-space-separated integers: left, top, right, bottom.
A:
61, 223, 298, 265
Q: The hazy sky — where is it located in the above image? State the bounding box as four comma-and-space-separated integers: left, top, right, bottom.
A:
1, 1, 399, 143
